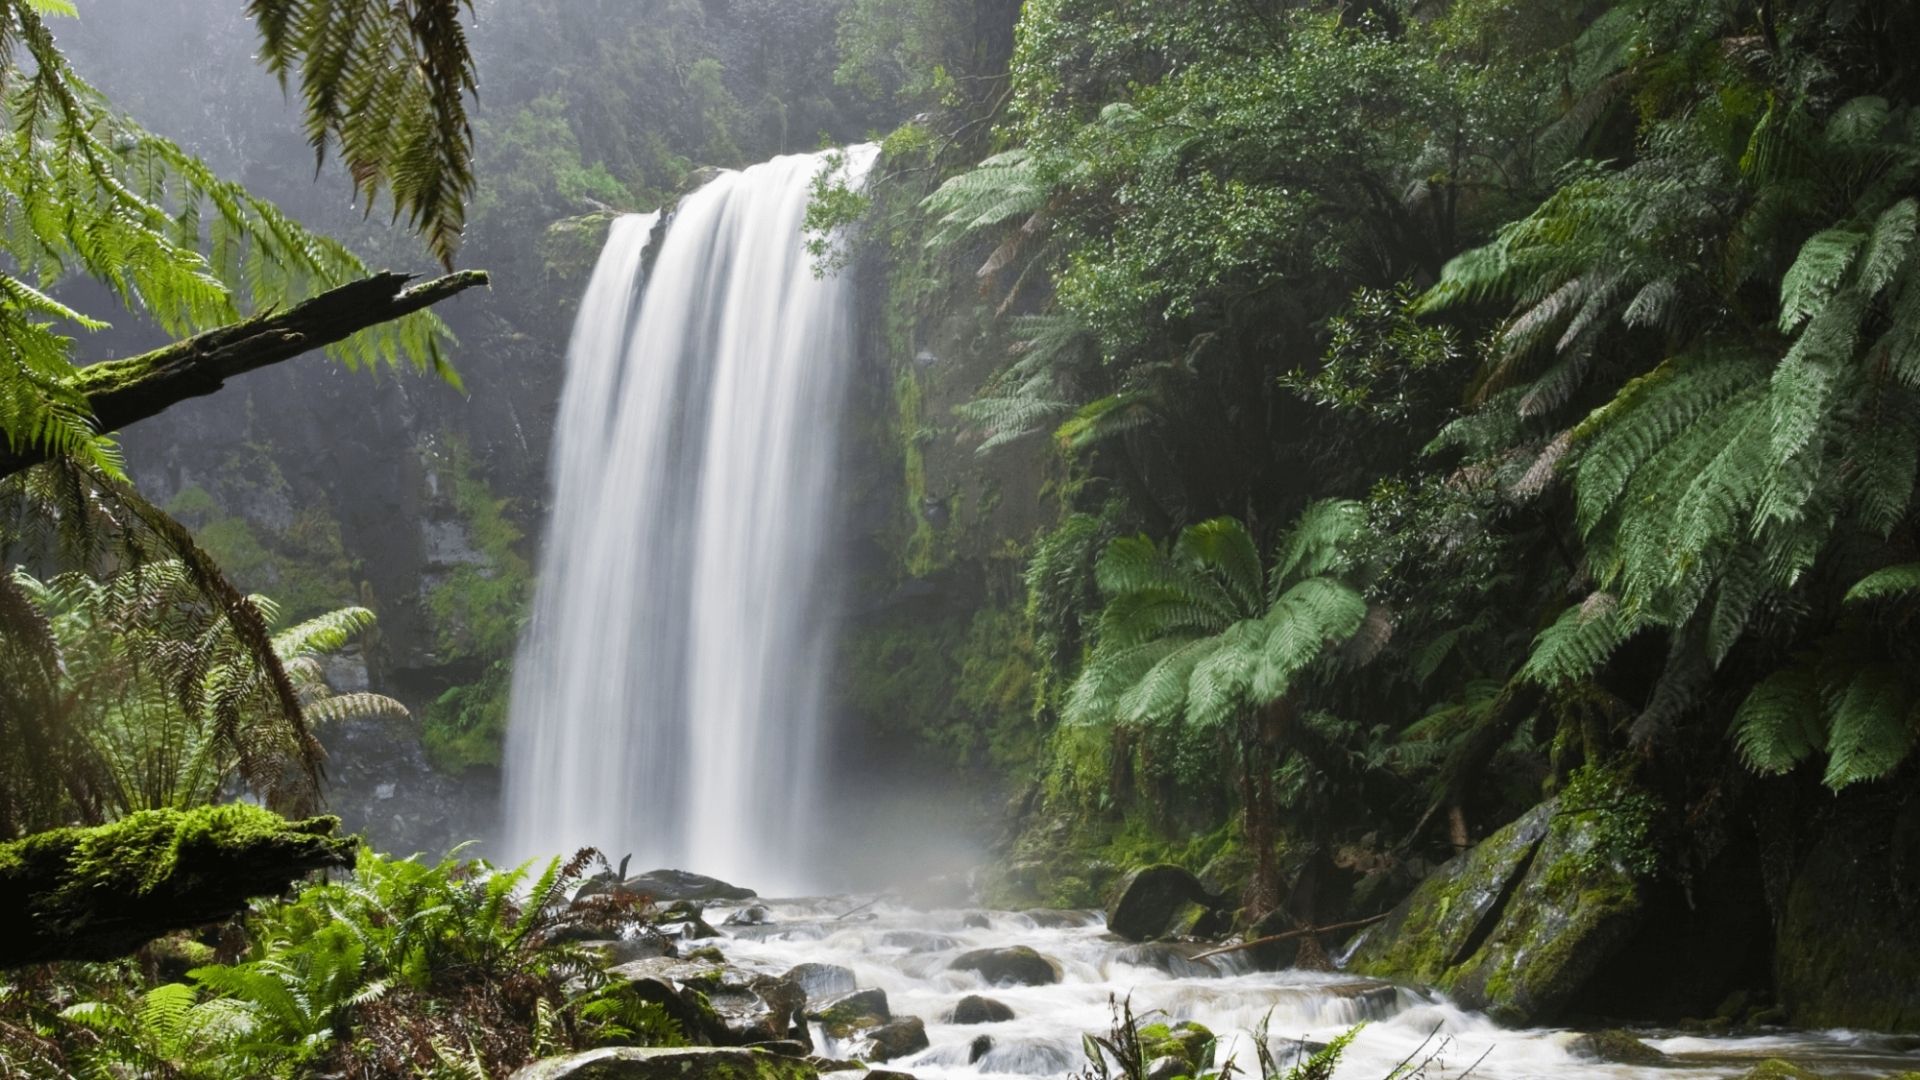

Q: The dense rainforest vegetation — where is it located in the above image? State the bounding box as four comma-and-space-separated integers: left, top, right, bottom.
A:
1, 0, 1919, 1076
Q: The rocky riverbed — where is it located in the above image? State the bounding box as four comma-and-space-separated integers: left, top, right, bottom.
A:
518, 877, 1920, 1080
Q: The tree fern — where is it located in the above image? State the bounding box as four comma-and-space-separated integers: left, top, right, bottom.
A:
1846, 563, 1920, 603
922, 149, 1048, 250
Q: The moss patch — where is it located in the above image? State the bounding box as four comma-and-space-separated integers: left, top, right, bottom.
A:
0, 806, 355, 965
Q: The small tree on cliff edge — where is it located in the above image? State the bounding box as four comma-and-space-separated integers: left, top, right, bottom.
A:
1065, 501, 1372, 913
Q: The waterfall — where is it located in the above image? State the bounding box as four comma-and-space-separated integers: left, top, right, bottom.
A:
501, 146, 878, 892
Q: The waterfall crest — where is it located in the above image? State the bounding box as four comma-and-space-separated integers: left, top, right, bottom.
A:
502, 146, 877, 891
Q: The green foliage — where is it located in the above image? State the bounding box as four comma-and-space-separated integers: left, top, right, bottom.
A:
245, 0, 480, 267
418, 437, 532, 770
1282, 284, 1463, 422
0, 559, 398, 830
0, 0, 468, 473
1067, 506, 1367, 753
27, 846, 677, 1078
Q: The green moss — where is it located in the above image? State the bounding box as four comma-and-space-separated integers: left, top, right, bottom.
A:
1138, 1021, 1214, 1073
840, 600, 1037, 769
542, 211, 623, 284
0, 806, 355, 963
418, 436, 534, 770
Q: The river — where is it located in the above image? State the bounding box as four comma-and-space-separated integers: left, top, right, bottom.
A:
690, 894, 1920, 1080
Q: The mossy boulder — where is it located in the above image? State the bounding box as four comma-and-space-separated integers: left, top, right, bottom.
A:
1137, 1021, 1214, 1074
948, 994, 1014, 1024
1567, 1030, 1667, 1066
809, 988, 891, 1039
1349, 780, 1656, 1026
850, 1017, 928, 1063
1348, 801, 1554, 984
950, 945, 1060, 986
1106, 864, 1221, 942
509, 1046, 819, 1080
1772, 789, 1920, 1032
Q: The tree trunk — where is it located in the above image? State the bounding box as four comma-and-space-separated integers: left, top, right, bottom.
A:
1239, 698, 1292, 916
0, 270, 489, 480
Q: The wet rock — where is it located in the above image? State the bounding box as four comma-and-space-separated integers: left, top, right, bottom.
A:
1106, 865, 1222, 942
620, 975, 724, 1045
1349, 792, 1653, 1026
686, 945, 728, 963
786, 962, 857, 1000
750, 1041, 811, 1058
1444, 795, 1651, 1025
611, 959, 805, 1047
806, 1057, 863, 1073
725, 905, 773, 927
701, 973, 807, 1047
627, 869, 757, 902
948, 995, 1015, 1024
611, 956, 728, 994
950, 946, 1060, 986
851, 1017, 929, 1063
961, 912, 992, 929
1144, 1056, 1186, 1080
508, 1046, 818, 1080
967, 1034, 994, 1064
810, 988, 891, 1039
1137, 1021, 1213, 1074
1568, 1030, 1667, 1066
854, 1071, 916, 1080
578, 935, 677, 964
1348, 801, 1556, 984
1773, 791, 1920, 1032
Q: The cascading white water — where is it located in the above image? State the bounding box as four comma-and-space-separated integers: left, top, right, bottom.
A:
501, 146, 879, 891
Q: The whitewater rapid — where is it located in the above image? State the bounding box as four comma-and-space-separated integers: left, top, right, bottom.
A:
697, 895, 1920, 1080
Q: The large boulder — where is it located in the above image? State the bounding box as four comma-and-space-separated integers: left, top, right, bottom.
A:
1348, 801, 1555, 984
509, 1046, 817, 1080
1567, 1030, 1667, 1066
948, 995, 1014, 1024
785, 963, 857, 1000
1105, 864, 1222, 942
950, 946, 1060, 986
609, 958, 805, 1046
583, 869, 757, 903
1350, 781, 1655, 1026
1136, 1021, 1214, 1076
809, 988, 891, 1039
628, 869, 757, 901
850, 1017, 929, 1063
1772, 788, 1920, 1032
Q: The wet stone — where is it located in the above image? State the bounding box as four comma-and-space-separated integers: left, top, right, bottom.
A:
948, 995, 1015, 1025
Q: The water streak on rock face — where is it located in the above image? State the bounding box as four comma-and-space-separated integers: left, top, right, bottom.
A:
501, 147, 879, 890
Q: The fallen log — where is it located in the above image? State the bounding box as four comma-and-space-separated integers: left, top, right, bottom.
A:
1188, 911, 1390, 961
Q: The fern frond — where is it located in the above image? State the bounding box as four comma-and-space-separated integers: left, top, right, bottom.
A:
1844, 563, 1920, 603
1732, 662, 1823, 775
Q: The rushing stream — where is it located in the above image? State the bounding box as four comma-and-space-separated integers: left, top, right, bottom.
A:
691, 894, 1920, 1080
501, 147, 878, 889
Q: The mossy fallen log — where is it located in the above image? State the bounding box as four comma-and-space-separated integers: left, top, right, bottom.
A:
0, 804, 356, 967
